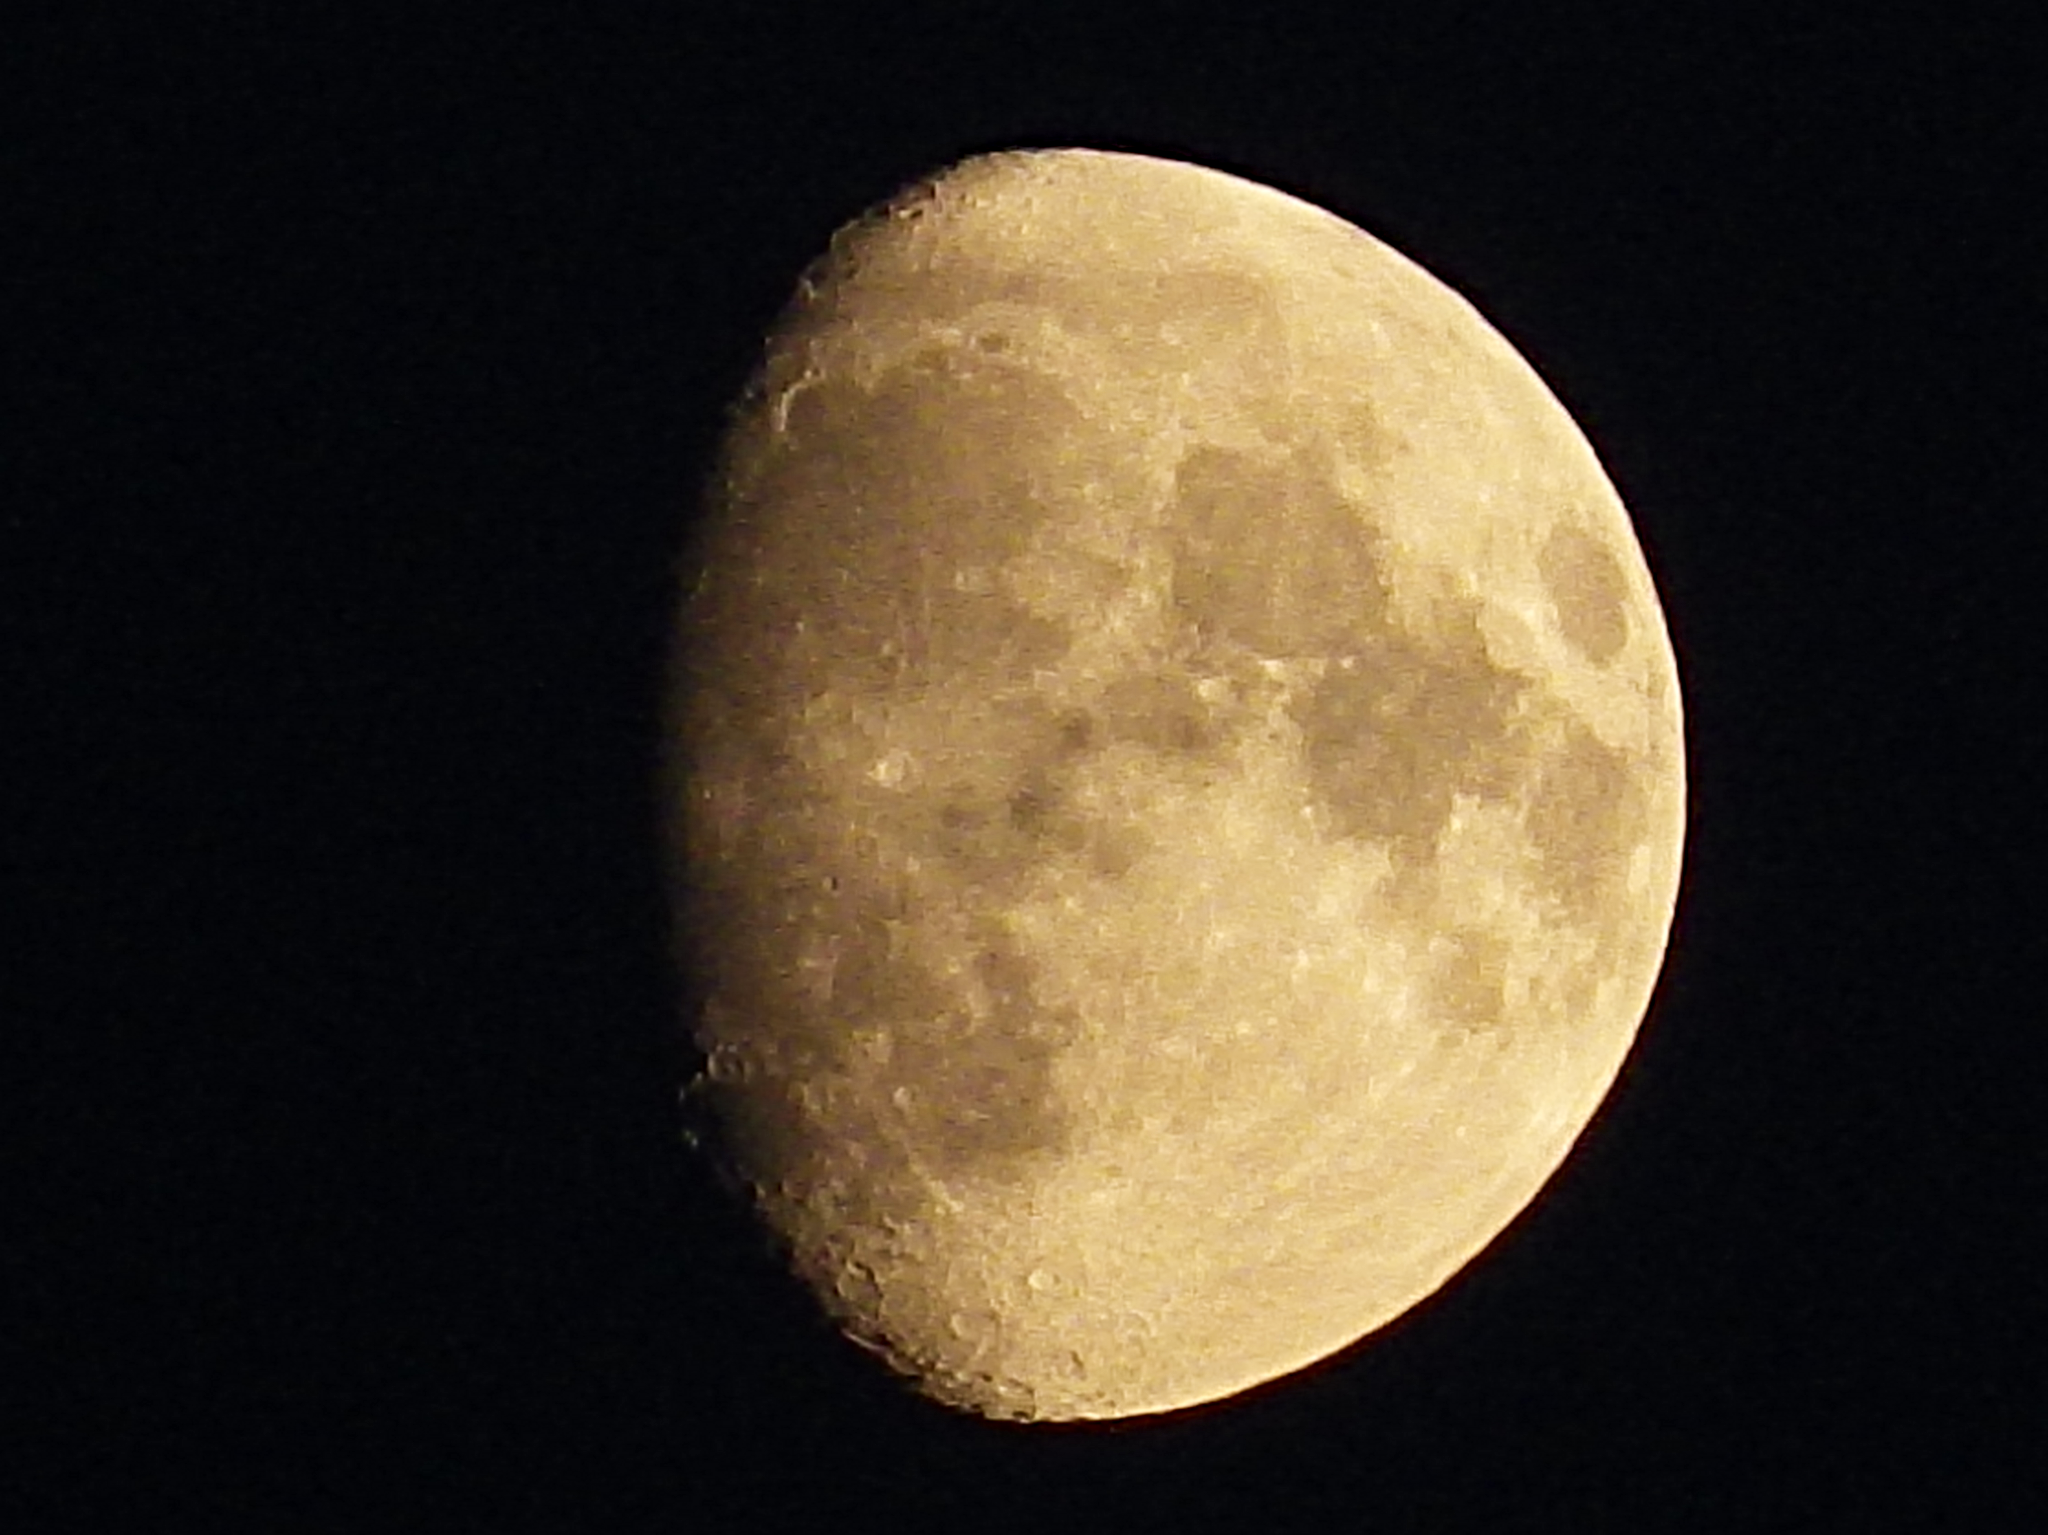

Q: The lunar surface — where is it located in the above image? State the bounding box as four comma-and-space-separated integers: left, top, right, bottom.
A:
664, 149, 1685, 1422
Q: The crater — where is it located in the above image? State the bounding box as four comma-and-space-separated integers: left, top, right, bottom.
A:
1537, 521, 1630, 665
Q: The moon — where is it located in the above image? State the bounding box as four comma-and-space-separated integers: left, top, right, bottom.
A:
664, 149, 1685, 1422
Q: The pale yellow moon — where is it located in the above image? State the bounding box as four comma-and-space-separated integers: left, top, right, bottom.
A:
664, 149, 1685, 1422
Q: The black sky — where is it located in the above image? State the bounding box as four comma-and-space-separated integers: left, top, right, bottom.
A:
15, 3, 2043, 1530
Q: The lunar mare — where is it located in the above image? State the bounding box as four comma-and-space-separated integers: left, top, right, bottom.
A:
666, 149, 1685, 1421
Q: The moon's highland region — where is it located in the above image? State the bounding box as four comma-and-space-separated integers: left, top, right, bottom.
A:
667, 149, 1685, 1421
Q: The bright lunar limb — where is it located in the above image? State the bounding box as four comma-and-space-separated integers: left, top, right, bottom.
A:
665, 149, 1686, 1422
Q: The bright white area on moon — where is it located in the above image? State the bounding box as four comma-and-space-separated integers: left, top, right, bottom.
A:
668, 149, 1685, 1421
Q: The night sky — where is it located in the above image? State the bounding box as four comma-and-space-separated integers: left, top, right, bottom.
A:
17, 4, 2041, 1529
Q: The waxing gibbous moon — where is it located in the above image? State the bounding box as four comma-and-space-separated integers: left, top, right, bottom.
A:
664, 149, 1685, 1422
